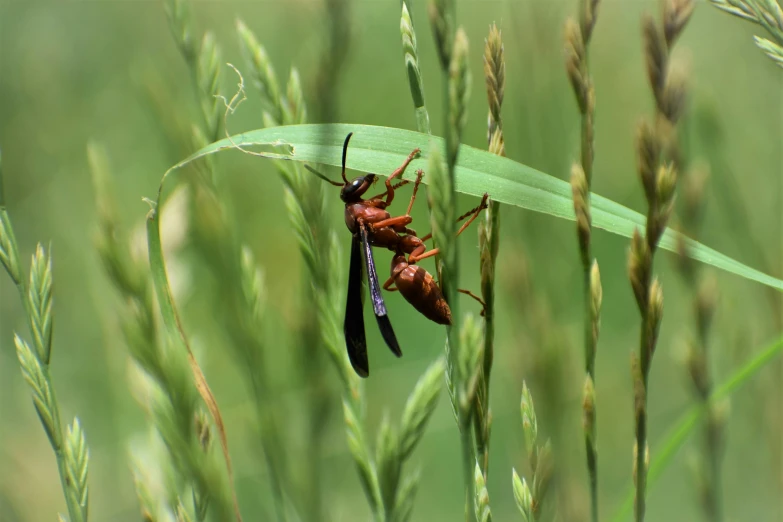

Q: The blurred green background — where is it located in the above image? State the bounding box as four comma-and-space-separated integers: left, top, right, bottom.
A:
1, 0, 781, 521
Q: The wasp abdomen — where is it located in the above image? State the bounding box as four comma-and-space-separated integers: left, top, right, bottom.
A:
395, 264, 452, 325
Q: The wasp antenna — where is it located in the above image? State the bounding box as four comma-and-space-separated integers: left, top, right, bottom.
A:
304, 164, 343, 186
341, 132, 353, 183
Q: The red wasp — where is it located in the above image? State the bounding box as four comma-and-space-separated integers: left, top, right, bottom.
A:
305, 133, 488, 376
305, 133, 419, 375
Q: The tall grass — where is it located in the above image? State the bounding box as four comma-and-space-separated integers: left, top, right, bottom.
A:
4, 1, 783, 522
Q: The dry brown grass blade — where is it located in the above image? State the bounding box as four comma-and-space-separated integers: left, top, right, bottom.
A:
185, 350, 243, 522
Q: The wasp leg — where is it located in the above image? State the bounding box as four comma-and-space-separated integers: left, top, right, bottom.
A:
418, 193, 490, 242
383, 148, 421, 206
458, 288, 487, 316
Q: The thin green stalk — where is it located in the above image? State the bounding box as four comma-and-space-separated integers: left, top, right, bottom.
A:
565, 1, 601, 519
677, 157, 723, 520
0, 157, 89, 522
429, 2, 478, 516
475, 22, 505, 480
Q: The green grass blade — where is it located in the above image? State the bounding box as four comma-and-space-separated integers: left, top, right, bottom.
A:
163, 123, 782, 292
609, 332, 783, 522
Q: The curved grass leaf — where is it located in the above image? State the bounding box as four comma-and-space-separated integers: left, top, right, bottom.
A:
161, 123, 783, 292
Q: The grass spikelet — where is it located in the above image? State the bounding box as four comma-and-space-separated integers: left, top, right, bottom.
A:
661, 64, 689, 126
427, 145, 453, 300
565, 19, 588, 114
401, 2, 431, 133
753, 35, 783, 67
580, 0, 600, 43
239, 245, 265, 319
448, 28, 471, 169
29, 244, 53, 364
515, 382, 553, 521
636, 120, 660, 205
571, 164, 591, 267
0, 162, 21, 282
399, 357, 446, 461
393, 469, 421, 522
512, 469, 533, 521
342, 399, 382, 513
285, 67, 306, 125
0, 213, 19, 281
236, 20, 283, 123
65, 418, 90, 519
429, 0, 455, 70
130, 460, 158, 521
520, 383, 538, 461
663, 0, 695, 47
642, 15, 667, 110
459, 314, 484, 420
474, 462, 492, 522
15, 334, 57, 446
710, 0, 758, 20
196, 33, 222, 141
164, 0, 196, 64
483, 24, 505, 150
590, 262, 602, 352
376, 413, 399, 513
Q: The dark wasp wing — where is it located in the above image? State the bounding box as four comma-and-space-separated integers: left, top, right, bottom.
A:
359, 222, 402, 358
344, 233, 369, 377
